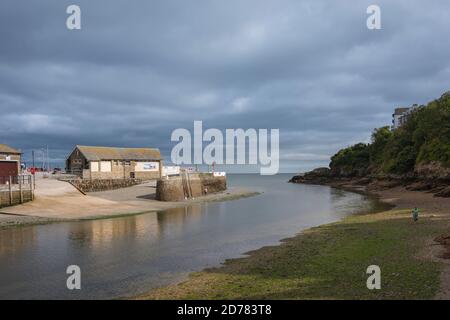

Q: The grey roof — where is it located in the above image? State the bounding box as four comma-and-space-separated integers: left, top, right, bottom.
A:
0, 144, 21, 154
75, 145, 161, 161
393, 107, 410, 115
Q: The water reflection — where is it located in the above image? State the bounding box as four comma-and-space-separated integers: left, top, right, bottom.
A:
156, 204, 204, 236
68, 214, 160, 247
0, 227, 36, 256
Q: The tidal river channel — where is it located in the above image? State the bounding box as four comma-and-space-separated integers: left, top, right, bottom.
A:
0, 174, 385, 299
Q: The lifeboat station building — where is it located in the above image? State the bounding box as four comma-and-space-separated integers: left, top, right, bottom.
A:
66, 145, 162, 180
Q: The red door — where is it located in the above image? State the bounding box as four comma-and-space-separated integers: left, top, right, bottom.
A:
0, 161, 18, 178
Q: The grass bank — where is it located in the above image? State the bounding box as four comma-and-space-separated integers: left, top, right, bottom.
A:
140, 208, 446, 299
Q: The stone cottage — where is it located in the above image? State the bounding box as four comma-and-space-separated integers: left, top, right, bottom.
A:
66, 145, 162, 180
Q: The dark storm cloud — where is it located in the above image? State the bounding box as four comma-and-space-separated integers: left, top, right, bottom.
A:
1, 0, 450, 171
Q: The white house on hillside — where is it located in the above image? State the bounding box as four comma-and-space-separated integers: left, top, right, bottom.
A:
391, 105, 420, 130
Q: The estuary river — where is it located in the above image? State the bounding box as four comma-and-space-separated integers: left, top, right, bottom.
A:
0, 174, 384, 299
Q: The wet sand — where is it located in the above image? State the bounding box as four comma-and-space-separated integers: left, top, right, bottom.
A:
0, 178, 259, 229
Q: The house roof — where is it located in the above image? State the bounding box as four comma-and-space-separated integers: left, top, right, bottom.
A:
0, 144, 21, 154
75, 145, 162, 161
393, 107, 410, 115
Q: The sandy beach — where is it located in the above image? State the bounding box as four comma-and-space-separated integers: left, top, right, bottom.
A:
0, 177, 259, 229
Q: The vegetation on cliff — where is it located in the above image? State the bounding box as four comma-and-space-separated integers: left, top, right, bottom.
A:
330, 92, 450, 177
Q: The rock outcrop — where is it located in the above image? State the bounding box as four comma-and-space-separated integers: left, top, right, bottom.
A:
415, 162, 450, 180
435, 186, 450, 198
290, 167, 449, 198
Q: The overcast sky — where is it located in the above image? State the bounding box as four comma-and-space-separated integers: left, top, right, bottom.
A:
1, 0, 450, 172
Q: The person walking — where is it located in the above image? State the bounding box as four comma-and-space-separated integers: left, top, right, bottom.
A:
412, 207, 419, 222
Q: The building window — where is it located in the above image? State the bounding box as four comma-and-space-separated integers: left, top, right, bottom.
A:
100, 161, 112, 172
90, 161, 99, 172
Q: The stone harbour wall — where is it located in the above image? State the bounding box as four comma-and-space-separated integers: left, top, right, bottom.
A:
200, 174, 227, 194
69, 178, 142, 193
156, 177, 185, 201
156, 173, 227, 201
0, 190, 33, 208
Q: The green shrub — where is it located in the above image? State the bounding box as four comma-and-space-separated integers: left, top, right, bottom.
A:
329, 91, 450, 175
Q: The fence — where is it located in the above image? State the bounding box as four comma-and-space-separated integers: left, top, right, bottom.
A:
0, 175, 32, 185
0, 175, 34, 208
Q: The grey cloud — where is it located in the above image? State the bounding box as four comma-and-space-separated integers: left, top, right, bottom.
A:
1, 0, 450, 171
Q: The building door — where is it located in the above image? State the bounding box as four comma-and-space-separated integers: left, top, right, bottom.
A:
0, 161, 18, 181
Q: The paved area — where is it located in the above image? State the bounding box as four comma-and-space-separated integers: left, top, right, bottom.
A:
89, 181, 157, 202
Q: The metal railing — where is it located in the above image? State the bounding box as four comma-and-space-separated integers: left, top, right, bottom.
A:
0, 175, 32, 186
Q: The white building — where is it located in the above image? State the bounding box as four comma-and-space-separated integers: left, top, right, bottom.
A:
162, 165, 180, 176
392, 107, 410, 130
391, 105, 419, 130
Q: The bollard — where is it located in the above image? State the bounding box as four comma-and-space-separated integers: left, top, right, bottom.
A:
19, 176, 23, 204
9, 176, 13, 206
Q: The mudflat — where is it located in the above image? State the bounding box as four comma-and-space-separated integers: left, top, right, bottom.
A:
137, 185, 450, 300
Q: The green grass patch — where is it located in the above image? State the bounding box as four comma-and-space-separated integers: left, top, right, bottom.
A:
143, 209, 444, 300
